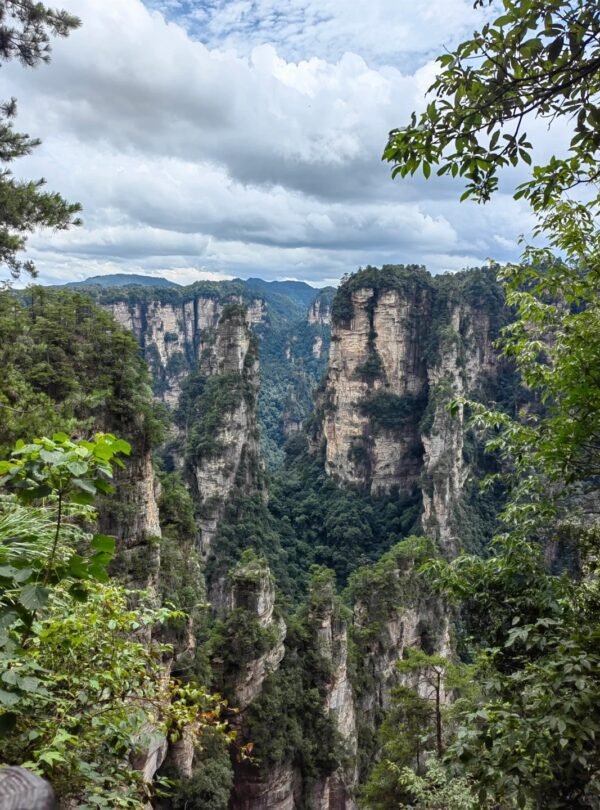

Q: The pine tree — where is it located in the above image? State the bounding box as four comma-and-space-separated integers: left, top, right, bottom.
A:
0, 1, 82, 280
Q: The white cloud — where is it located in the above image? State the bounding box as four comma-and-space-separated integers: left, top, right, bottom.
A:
1, 0, 545, 286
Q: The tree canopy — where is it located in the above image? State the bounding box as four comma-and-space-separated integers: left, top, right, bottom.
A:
1, 1, 81, 280
384, 0, 600, 213
378, 0, 600, 806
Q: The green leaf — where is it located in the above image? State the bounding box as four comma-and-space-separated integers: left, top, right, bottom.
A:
39, 449, 64, 465
70, 490, 96, 506
0, 689, 19, 707
547, 35, 564, 62
19, 584, 50, 611
67, 554, 88, 578
67, 461, 88, 476
18, 676, 41, 693
91, 535, 116, 554
72, 478, 97, 495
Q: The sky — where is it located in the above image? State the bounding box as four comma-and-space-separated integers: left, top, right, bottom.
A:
1, 0, 548, 287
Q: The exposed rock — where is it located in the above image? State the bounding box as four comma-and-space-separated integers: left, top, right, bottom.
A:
229, 555, 287, 711
231, 764, 302, 810
104, 295, 264, 408
308, 295, 332, 326
323, 285, 431, 495
421, 302, 496, 556
313, 334, 324, 359
100, 436, 161, 595
130, 724, 169, 785
349, 542, 451, 731
322, 271, 504, 549
310, 577, 358, 810
189, 307, 264, 558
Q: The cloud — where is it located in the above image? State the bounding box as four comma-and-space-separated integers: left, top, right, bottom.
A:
2, 0, 546, 286
145, 0, 490, 70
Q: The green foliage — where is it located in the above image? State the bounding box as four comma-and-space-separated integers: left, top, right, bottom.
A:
242, 605, 341, 786
0, 287, 162, 455
382, 11, 600, 804
156, 470, 210, 680
384, 0, 600, 213
360, 391, 427, 432
165, 730, 233, 810
361, 757, 483, 810
179, 371, 251, 461
0, 433, 130, 656
1, 2, 82, 279
331, 265, 431, 324
270, 454, 422, 593
0, 435, 227, 807
209, 608, 281, 700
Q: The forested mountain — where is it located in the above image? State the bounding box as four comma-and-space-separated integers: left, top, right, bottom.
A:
64, 273, 182, 289
0, 263, 513, 807
3, 0, 600, 807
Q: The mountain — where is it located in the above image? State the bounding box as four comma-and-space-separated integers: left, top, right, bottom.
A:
64, 273, 181, 288
0, 265, 518, 809
243, 277, 321, 308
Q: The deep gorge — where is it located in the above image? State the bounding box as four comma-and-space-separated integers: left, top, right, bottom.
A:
15, 263, 512, 808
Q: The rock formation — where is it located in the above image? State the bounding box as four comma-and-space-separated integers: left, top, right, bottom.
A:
104, 295, 265, 408
420, 296, 497, 555
323, 280, 431, 495
185, 305, 264, 558
322, 267, 504, 554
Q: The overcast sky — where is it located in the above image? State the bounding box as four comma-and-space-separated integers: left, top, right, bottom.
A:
2, 0, 546, 286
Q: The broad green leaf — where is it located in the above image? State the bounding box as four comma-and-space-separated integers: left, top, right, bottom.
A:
91, 535, 116, 554
19, 584, 50, 611
0, 689, 19, 707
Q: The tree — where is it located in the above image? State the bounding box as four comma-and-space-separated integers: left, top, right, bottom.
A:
1, 1, 82, 280
382, 1, 600, 806
0, 433, 229, 807
384, 0, 600, 214
360, 653, 478, 810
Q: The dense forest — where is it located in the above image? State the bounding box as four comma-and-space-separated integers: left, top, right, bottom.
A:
1, 0, 600, 809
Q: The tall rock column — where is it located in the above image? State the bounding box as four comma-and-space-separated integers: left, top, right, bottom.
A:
185, 304, 264, 559
420, 300, 496, 555
323, 278, 432, 494
309, 574, 358, 810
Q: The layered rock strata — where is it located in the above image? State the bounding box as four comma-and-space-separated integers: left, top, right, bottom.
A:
421, 301, 496, 555
104, 296, 264, 408
323, 284, 431, 494
322, 272, 502, 554
188, 307, 263, 558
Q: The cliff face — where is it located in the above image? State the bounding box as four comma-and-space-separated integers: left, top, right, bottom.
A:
185, 306, 264, 560
324, 283, 431, 495
421, 301, 496, 555
105, 296, 265, 408
98, 411, 162, 595
322, 268, 503, 554
310, 579, 358, 810
228, 556, 287, 711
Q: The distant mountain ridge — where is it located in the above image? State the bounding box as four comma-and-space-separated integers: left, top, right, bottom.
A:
64, 273, 181, 289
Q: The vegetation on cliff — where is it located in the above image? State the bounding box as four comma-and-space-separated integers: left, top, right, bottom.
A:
376, 0, 600, 805
0, 435, 227, 807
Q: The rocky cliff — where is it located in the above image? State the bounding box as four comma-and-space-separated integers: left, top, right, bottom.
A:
420, 290, 497, 555
181, 304, 264, 560
104, 295, 265, 408
322, 266, 505, 555
324, 275, 431, 495
89, 267, 508, 808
